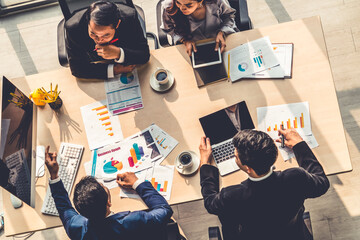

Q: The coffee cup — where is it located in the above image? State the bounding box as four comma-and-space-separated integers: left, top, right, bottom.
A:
154, 69, 169, 85
177, 151, 193, 170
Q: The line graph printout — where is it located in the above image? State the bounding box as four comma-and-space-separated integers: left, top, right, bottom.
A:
257, 102, 318, 160
81, 100, 123, 150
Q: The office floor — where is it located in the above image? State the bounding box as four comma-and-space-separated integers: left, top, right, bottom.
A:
0, 0, 360, 239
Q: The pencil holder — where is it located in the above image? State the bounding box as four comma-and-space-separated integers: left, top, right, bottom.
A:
48, 96, 63, 110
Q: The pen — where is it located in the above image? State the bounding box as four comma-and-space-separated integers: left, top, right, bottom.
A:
281, 124, 285, 148
227, 53, 230, 79
93, 38, 119, 51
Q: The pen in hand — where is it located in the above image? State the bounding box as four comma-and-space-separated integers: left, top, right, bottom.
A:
280, 124, 285, 148
93, 38, 119, 51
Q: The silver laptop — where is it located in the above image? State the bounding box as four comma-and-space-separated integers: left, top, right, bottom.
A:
199, 101, 254, 176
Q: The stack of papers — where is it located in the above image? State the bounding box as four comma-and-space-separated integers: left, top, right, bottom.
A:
84, 124, 178, 200
224, 37, 293, 81
257, 102, 318, 161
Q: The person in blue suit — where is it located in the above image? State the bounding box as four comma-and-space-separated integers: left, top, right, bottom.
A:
44, 146, 173, 240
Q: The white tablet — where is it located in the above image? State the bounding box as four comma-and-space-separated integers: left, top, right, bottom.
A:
191, 41, 222, 68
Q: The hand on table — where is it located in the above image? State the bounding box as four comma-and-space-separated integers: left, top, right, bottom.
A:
95, 44, 120, 60
45, 146, 58, 180
276, 128, 303, 149
117, 172, 138, 189
114, 64, 136, 75
199, 137, 213, 166
215, 31, 226, 53
184, 40, 197, 57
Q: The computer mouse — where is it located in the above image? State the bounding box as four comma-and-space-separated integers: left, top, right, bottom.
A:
10, 194, 23, 209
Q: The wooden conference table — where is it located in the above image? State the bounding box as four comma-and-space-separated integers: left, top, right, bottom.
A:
3, 16, 352, 236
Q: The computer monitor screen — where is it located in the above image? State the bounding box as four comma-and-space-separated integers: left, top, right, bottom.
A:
0, 76, 36, 207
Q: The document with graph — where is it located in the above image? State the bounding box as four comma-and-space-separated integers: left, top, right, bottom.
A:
105, 69, 144, 115
257, 102, 318, 161
120, 165, 175, 200
149, 124, 178, 164
81, 100, 123, 150
224, 37, 282, 82
246, 43, 294, 79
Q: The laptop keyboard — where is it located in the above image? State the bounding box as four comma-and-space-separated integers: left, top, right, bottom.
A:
212, 141, 235, 164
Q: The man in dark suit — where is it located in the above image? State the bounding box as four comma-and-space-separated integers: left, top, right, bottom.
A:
45, 146, 172, 240
199, 129, 330, 240
65, 0, 150, 79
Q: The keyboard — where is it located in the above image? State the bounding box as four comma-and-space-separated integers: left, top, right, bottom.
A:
212, 139, 235, 164
5, 149, 31, 203
41, 143, 84, 216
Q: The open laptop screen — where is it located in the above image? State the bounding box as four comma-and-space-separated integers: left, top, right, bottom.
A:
199, 101, 255, 145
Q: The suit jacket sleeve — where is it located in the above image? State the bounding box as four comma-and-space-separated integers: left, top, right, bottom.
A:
65, 25, 109, 80
133, 181, 173, 226
200, 164, 228, 215
120, 13, 150, 65
49, 180, 87, 239
293, 141, 330, 198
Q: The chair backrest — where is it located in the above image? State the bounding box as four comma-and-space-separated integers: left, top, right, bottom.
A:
58, 0, 134, 20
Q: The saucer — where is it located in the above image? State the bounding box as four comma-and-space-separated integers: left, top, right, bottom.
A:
175, 151, 200, 176
150, 70, 175, 92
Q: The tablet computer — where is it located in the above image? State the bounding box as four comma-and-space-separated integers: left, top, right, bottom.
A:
191, 41, 222, 68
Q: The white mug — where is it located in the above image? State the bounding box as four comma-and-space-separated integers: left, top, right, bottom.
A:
177, 151, 193, 170
154, 68, 169, 85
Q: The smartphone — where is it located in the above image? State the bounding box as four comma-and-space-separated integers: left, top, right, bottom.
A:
208, 226, 222, 240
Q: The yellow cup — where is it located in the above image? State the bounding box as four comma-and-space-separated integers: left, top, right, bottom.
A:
29, 89, 46, 106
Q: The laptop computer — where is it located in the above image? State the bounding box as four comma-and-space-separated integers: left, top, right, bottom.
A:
199, 101, 255, 176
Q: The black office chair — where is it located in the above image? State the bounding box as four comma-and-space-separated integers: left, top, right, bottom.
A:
57, 0, 159, 67
208, 212, 313, 240
156, 0, 252, 48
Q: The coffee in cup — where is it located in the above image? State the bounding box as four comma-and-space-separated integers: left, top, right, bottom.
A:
155, 69, 169, 85
177, 151, 193, 170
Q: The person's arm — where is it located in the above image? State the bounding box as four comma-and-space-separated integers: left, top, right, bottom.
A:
65, 26, 109, 79
218, 0, 237, 34
120, 14, 150, 65
277, 129, 330, 198
45, 146, 85, 239
198, 137, 227, 215
117, 173, 173, 226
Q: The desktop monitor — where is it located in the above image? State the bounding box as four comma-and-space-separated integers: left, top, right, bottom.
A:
0, 76, 37, 207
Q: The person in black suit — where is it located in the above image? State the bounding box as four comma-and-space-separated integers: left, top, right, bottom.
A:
65, 0, 150, 79
199, 128, 330, 240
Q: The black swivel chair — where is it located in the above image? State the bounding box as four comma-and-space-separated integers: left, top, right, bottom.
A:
57, 0, 159, 67
156, 0, 252, 48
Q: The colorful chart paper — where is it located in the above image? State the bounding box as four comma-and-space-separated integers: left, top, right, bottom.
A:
257, 102, 318, 161
80, 100, 123, 150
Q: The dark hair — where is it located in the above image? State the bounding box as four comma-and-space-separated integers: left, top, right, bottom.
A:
86, 1, 120, 28
73, 176, 108, 221
166, 0, 215, 41
232, 129, 278, 175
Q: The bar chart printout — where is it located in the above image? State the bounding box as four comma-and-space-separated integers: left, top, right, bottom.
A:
80, 100, 123, 150
257, 102, 312, 140
147, 165, 174, 200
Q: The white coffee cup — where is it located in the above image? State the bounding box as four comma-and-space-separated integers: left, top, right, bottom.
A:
154, 68, 169, 85
177, 151, 193, 170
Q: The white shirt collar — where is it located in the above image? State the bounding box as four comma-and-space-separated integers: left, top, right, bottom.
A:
106, 211, 115, 218
248, 167, 274, 182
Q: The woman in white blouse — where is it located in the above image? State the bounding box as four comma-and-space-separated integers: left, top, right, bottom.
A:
161, 0, 237, 56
